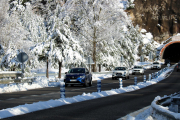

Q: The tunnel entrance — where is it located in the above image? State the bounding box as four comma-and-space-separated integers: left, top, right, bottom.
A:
162, 43, 180, 63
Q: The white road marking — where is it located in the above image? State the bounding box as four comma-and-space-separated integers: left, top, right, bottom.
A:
7, 98, 15, 100
20, 96, 27, 99
31, 95, 38, 96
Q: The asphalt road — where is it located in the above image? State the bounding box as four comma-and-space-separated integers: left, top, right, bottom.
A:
0, 66, 162, 110
2, 65, 179, 120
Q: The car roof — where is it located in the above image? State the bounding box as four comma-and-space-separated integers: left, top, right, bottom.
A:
134, 65, 142, 67
115, 66, 126, 68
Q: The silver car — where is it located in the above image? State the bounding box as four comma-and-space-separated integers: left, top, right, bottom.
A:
132, 66, 144, 75
112, 67, 130, 80
151, 62, 161, 70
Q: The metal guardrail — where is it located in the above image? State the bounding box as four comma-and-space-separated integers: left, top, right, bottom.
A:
0, 71, 22, 79
152, 93, 180, 120
0, 71, 35, 85
0, 77, 36, 85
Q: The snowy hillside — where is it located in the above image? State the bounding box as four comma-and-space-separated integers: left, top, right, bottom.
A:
0, 0, 159, 73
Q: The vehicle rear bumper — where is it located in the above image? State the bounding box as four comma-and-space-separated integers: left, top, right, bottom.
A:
64, 78, 85, 84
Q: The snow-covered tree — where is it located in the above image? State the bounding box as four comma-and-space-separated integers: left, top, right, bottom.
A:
0, 0, 158, 73
64, 0, 134, 71
126, 0, 135, 9
30, 4, 83, 77
0, 1, 29, 70
0, 41, 21, 71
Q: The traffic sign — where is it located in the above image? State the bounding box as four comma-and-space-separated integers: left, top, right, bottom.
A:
85, 56, 94, 64
17, 52, 28, 63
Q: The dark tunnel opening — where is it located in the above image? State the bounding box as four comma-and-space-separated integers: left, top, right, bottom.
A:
163, 43, 180, 63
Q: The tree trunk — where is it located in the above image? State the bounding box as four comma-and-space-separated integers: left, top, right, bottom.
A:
46, 57, 49, 78
92, 39, 97, 72
99, 64, 101, 72
58, 61, 62, 78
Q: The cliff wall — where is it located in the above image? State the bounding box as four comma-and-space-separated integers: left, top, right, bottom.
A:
127, 0, 180, 43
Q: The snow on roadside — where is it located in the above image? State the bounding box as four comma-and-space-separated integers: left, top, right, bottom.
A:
0, 66, 175, 119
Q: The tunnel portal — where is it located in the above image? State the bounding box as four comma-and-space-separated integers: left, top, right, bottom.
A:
162, 42, 180, 63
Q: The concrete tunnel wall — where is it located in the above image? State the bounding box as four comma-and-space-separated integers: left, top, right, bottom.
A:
160, 41, 180, 63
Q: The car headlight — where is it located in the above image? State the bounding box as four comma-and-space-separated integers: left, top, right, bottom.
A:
80, 75, 85, 79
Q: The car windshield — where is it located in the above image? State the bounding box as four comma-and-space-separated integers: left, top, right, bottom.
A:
134, 66, 142, 69
115, 67, 126, 70
153, 62, 159, 64
68, 68, 85, 73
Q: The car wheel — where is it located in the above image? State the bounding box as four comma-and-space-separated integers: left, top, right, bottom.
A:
83, 79, 88, 87
177, 69, 179, 72
89, 78, 92, 86
128, 76, 130, 79
112, 77, 114, 80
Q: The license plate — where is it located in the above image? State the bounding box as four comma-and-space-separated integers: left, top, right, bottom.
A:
70, 79, 77, 82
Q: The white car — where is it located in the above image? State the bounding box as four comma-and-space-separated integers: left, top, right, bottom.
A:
132, 66, 144, 75
151, 62, 161, 69
112, 67, 130, 80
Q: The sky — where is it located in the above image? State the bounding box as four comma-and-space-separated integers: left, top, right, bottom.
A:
0, 63, 178, 120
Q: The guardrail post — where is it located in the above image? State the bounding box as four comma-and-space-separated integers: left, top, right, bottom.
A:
60, 82, 65, 98
149, 74, 151, 81
151, 73, 154, 79
119, 78, 123, 88
158, 71, 161, 76
134, 77, 137, 85
97, 80, 101, 92
144, 75, 146, 83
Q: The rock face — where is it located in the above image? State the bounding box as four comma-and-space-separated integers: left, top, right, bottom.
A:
126, 0, 180, 43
